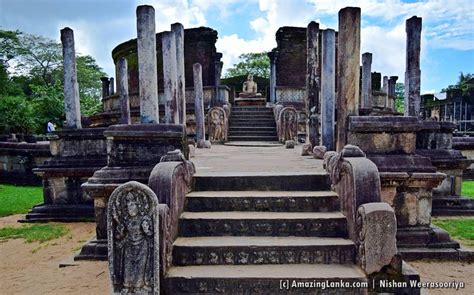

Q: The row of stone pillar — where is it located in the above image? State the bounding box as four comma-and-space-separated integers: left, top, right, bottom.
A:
307, 8, 422, 152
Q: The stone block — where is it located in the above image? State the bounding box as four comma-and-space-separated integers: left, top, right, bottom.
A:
357, 202, 397, 275
285, 140, 295, 149
301, 143, 312, 156
312, 146, 327, 159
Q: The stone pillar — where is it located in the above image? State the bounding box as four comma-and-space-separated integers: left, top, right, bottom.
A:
214, 53, 223, 105
60, 27, 82, 129
361, 52, 372, 109
321, 29, 336, 151
383, 75, 389, 108
404, 16, 422, 118
109, 77, 115, 95
100, 77, 110, 99
388, 76, 398, 97
268, 50, 278, 104
117, 57, 131, 124
336, 7, 361, 151
371, 72, 381, 91
193, 63, 205, 145
162, 31, 179, 124
171, 23, 186, 125
136, 5, 159, 124
306, 21, 320, 147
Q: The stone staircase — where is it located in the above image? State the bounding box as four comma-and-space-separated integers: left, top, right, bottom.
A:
165, 173, 368, 294
228, 106, 279, 142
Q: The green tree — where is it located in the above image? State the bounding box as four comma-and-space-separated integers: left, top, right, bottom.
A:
441, 72, 473, 95
0, 29, 106, 134
395, 82, 405, 113
225, 52, 270, 78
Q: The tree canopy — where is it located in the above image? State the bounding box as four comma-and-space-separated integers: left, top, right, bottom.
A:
0, 29, 106, 134
225, 52, 270, 79
441, 72, 473, 95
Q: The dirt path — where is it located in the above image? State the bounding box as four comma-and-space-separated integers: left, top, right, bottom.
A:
0, 214, 108, 294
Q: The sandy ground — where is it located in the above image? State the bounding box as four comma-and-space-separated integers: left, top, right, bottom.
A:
1, 214, 474, 294
0, 214, 109, 295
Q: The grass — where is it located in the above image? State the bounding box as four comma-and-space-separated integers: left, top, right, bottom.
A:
461, 181, 474, 199
0, 224, 68, 243
432, 218, 474, 248
0, 184, 42, 217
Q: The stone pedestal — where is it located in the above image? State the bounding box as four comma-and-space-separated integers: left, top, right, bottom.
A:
23, 128, 107, 222
76, 124, 186, 260
347, 116, 463, 259
417, 121, 474, 216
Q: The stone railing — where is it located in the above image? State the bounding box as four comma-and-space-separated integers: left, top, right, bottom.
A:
324, 144, 398, 277
106, 150, 194, 294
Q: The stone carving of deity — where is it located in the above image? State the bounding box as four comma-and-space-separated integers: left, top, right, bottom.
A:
108, 181, 159, 294
280, 107, 298, 142
208, 107, 227, 142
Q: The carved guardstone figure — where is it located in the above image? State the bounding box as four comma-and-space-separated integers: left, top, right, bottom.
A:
108, 181, 159, 294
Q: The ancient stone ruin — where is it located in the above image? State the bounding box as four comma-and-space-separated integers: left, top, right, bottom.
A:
4, 3, 472, 294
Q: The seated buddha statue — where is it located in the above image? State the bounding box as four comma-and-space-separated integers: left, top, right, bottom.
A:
238, 74, 262, 98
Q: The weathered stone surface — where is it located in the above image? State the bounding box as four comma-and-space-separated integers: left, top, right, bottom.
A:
285, 140, 295, 149
162, 31, 178, 124
404, 16, 422, 118
171, 23, 186, 124
321, 29, 336, 151
306, 21, 320, 147
301, 143, 312, 156
60, 27, 82, 129
117, 57, 131, 124
336, 7, 360, 151
356, 203, 397, 275
277, 107, 298, 143
188, 144, 195, 158
274, 27, 306, 88
137, 5, 159, 123
193, 63, 205, 145
108, 181, 159, 294
207, 107, 227, 143
361, 53, 372, 109
313, 146, 327, 159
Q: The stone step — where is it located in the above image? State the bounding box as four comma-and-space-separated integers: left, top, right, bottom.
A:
178, 211, 348, 237
172, 236, 355, 266
232, 106, 271, 111
231, 112, 274, 117
230, 118, 275, 122
227, 136, 279, 142
230, 121, 277, 127
165, 264, 367, 294
193, 173, 330, 191
229, 127, 276, 131
231, 114, 275, 119
185, 191, 339, 212
228, 131, 277, 136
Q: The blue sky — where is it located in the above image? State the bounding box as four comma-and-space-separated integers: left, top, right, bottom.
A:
1, 0, 473, 93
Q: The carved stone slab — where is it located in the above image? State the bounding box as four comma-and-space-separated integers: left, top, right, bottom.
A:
108, 181, 159, 294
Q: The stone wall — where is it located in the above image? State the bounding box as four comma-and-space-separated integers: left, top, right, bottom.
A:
274, 27, 307, 89
0, 141, 51, 185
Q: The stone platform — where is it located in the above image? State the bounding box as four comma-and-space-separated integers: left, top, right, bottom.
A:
234, 97, 266, 106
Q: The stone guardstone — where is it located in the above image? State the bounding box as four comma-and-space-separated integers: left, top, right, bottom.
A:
357, 202, 397, 275
108, 181, 159, 294
313, 145, 327, 159
285, 140, 295, 149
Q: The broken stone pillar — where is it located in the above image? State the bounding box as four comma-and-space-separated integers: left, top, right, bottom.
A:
383, 76, 389, 108
108, 181, 159, 294
100, 77, 110, 99
336, 7, 361, 151
194, 63, 206, 146
117, 57, 131, 124
371, 72, 381, 91
162, 31, 179, 124
388, 76, 398, 97
361, 52, 372, 109
60, 27, 82, 129
136, 5, 159, 124
171, 23, 186, 125
321, 29, 336, 151
109, 77, 115, 96
306, 21, 320, 147
404, 16, 422, 118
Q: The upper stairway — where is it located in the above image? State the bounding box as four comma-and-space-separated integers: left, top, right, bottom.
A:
228, 106, 279, 142
164, 163, 368, 294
